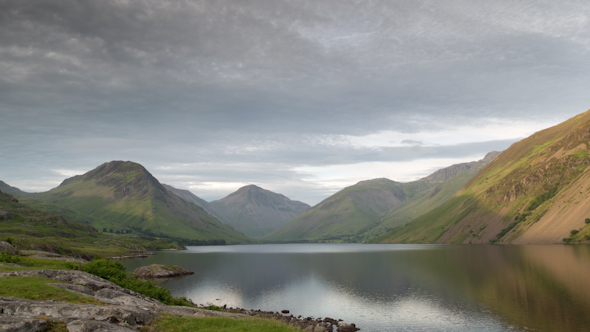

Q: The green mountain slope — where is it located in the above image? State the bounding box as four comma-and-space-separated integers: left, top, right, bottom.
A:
265, 178, 409, 242
265, 153, 499, 243
0, 190, 182, 258
162, 184, 225, 223
0, 181, 30, 197
374, 109, 590, 244
208, 185, 311, 238
26, 161, 252, 244
363, 151, 500, 238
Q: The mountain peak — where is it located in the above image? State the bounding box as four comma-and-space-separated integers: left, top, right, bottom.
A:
355, 178, 396, 186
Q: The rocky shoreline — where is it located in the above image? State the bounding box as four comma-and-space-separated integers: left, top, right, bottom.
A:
217, 306, 360, 332
0, 268, 360, 331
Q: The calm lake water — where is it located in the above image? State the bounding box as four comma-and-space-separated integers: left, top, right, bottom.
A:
121, 244, 590, 332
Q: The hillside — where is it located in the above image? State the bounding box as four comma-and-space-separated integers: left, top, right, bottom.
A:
162, 185, 219, 216
25, 161, 252, 244
374, 109, 590, 244
0, 190, 181, 258
363, 151, 500, 238
0, 181, 29, 197
208, 185, 310, 238
265, 153, 499, 243
265, 178, 409, 242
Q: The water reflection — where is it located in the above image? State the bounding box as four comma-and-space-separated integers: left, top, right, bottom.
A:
121, 244, 590, 332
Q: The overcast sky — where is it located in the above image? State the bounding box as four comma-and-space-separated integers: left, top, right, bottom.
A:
1, 0, 589, 205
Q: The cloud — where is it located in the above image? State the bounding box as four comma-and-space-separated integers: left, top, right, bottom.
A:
1, 0, 589, 204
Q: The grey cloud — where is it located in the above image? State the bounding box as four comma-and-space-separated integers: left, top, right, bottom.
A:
1, 0, 589, 203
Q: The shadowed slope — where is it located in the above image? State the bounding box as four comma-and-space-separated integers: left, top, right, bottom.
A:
208, 185, 310, 238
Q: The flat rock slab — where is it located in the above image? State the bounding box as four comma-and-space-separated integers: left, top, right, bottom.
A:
19, 250, 89, 263
132, 264, 194, 279
0, 297, 158, 328
0, 270, 163, 307
67, 319, 137, 332
0, 316, 47, 332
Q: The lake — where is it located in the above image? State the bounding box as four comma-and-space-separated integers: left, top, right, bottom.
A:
121, 244, 590, 332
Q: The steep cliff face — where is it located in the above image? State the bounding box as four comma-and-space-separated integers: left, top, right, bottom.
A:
208, 185, 310, 238
375, 109, 590, 245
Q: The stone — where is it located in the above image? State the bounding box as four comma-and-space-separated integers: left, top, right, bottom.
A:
337, 323, 360, 331
0, 297, 158, 328
0, 316, 47, 332
0, 270, 163, 306
67, 319, 137, 332
47, 283, 96, 297
131, 264, 194, 279
94, 288, 159, 307
0, 241, 18, 255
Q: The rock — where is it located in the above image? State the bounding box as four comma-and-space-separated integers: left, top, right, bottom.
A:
0, 241, 18, 255
131, 264, 194, 279
47, 283, 96, 297
0, 211, 13, 221
0, 316, 47, 332
0, 297, 157, 328
67, 319, 137, 332
93, 288, 159, 307
0, 270, 163, 307
337, 323, 360, 331
18, 250, 88, 263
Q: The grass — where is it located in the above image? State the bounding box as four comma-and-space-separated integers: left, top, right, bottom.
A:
0, 276, 103, 304
141, 316, 302, 332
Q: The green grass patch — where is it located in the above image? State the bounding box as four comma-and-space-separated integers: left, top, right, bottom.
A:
0, 276, 103, 304
141, 316, 302, 332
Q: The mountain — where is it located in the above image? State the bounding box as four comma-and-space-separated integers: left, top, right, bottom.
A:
162, 184, 220, 218
0, 181, 29, 196
27, 161, 252, 244
206, 185, 311, 238
374, 109, 590, 244
0, 189, 183, 258
265, 178, 409, 242
363, 151, 500, 238
266, 153, 499, 242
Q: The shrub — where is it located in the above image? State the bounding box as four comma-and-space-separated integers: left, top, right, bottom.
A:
4, 237, 14, 245
0, 253, 20, 264
585, 218, 590, 224
82, 259, 192, 306
563, 237, 572, 243
570, 229, 579, 236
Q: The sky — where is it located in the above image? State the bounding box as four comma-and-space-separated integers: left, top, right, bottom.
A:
1, 0, 589, 206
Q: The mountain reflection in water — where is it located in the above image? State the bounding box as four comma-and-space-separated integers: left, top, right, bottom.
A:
121, 244, 590, 332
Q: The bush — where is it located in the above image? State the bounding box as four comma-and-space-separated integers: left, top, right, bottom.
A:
0, 253, 20, 264
563, 237, 572, 243
4, 237, 14, 245
81, 259, 192, 306
570, 229, 579, 236
585, 218, 590, 224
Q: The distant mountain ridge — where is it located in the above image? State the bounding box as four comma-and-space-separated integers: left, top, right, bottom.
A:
208, 185, 311, 238
374, 109, 590, 244
20, 161, 252, 244
265, 152, 500, 242
0, 180, 29, 196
